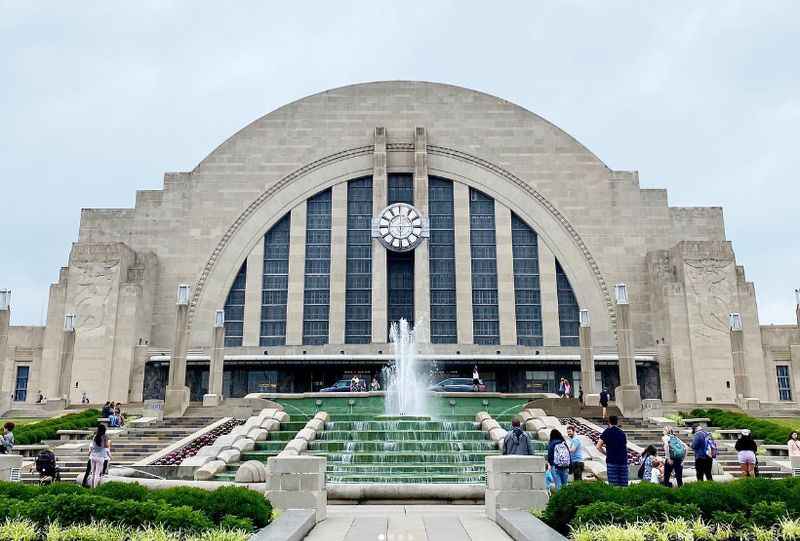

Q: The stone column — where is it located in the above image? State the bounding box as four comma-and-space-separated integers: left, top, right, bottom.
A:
614, 284, 642, 417
729, 313, 749, 400
371, 127, 388, 343
285, 204, 307, 346
579, 309, 598, 406
485, 455, 548, 520
328, 183, 348, 345
413, 127, 431, 344
538, 243, 560, 346
243, 241, 265, 346
203, 310, 225, 407
795, 289, 800, 327
495, 204, 517, 345
0, 291, 10, 415
453, 182, 474, 344
58, 325, 76, 403
165, 285, 191, 417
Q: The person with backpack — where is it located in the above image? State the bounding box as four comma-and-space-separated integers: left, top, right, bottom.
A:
599, 388, 610, 421
692, 425, 715, 481
662, 426, 687, 487
596, 415, 629, 486
735, 429, 758, 478
503, 417, 532, 455
546, 429, 571, 491
638, 445, 663, 483
35, 447, 60, 485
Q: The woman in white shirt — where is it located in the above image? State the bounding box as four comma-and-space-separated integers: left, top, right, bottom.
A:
88, 424, 111, 488
788, 432, 800, 457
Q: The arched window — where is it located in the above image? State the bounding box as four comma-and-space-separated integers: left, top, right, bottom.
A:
223, 262, 246, 347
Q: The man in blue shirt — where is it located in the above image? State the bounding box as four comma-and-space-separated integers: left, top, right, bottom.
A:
566, 424, 586, 481
692, 425, 714, 481
596, 416, 628, 486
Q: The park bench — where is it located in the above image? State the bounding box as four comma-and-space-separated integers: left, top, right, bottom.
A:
683, 417, 711, 428
57, 429, 93, 441
763, 444, 789, 457
717, 429, 744, 440
12, 444, 48, 457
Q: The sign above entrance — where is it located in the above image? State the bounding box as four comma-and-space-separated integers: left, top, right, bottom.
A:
372, 203, 429, 252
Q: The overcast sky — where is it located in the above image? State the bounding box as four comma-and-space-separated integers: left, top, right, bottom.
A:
1, 1, 798, 326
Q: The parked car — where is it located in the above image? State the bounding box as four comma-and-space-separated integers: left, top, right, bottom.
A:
428, 378, 486, 392
320, 379, 366, 392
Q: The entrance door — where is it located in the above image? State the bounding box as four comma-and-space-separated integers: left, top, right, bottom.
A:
14, 366, 29, 402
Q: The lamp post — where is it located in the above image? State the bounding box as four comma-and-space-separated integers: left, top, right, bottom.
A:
579, 309, 597, 405
0, 290, 10, 414
614, 283, 642, 417
203, 310, 226, 407
729, 312, 748, 401
165, 284, 191, 417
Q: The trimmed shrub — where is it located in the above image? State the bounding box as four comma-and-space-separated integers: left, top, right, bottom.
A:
94, 481, 150, 502
218, 515, 254, 532
573, 502, 627, 527
690, 408, 795, 445
154, 505, 214, 533
149, 487, 212, 516
12, 409, 101, 445
752, 501, 789, 527
207, 486, 271, 528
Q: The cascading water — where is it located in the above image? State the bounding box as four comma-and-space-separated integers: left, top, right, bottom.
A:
384, 318, 430, 416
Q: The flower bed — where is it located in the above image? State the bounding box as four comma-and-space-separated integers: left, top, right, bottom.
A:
570, 517, 800, 541
0, 519, 249, 541
0, 480, 271, 532
690, 408, 797, 445
11, 409, 100, 445
540, 476, 800, 535
152, 419, 245, 465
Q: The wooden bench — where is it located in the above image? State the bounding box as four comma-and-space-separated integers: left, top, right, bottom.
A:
12, 444, 48, 457
763, 444, 789, 457
57, 429, 93, 441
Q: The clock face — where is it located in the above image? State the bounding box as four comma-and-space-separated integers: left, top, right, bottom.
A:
377, 203, 425, 252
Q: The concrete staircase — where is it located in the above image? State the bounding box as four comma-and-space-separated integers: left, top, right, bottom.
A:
21, 416, 217, 484
613, 418, 790, 480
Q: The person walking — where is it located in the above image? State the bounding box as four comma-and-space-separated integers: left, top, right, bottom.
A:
566, 425, 585, 481
503, 418, 532, 456
472, 366, 481, 391
370, 377, 381, 391
563, 379, 572, 399
87, 425, 111, 488
692, 425, 714, 481
546, 429, 571, 491
596, 415, 628, 486
0, 422, 15, 454
662, 426, 687, 487
599, 388, 610, 421
735, 429, 758, 478
557, 378, 566, 398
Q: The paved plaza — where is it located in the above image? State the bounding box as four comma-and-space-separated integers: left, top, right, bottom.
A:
305, 505, 511, 541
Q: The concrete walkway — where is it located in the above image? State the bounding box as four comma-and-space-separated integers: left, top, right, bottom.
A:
304, 505, 511, 541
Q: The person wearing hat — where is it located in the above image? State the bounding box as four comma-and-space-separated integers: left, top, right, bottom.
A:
735, 429, 758, 478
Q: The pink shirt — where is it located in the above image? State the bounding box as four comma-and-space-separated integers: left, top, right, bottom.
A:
789, 439, 800, 457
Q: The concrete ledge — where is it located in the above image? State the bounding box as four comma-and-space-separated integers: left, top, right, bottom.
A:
327, 483, 484, 501
97, 474, 266, 491
248, 509, 316, 541
495, 510, 567, 541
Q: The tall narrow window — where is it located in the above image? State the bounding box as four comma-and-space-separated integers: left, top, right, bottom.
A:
223, 262, 246, 346
428, 177, 457, 343
387, 251, 414, 329
303, 189, 332, 345
260, 214, 290, 346
14, 365, 29, 402
387, 173, 413, 204
469, 188, 499, 345
511, 214, 542, 346
777, 366, 792, 401
345, 177, 373, 344
556, 260, 580, 346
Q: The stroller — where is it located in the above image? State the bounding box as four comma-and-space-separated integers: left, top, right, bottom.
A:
35, 449, 61, 485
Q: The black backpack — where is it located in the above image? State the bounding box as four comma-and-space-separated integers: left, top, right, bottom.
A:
35, 450, 56, 475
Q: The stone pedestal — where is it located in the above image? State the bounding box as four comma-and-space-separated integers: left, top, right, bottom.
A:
202, 394, 222, 407
485, 455, 548, 520
584, 393, 600, 407
738, 397, 761, 411
579, 324, 595, 403
642, 398, 663, 419
614, 385, 643, 418
143, 399, 165, 420
58, 330, 76, 404
0, 454, 22, 481
267, 455, 327, 522
730, 328, 749, 399
164, 386, 189, 418
203, 324, 225, 407
0, 308, 10, 412
45, 398, 67, 410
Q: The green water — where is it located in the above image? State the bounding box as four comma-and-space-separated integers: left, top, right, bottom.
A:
305, 414, 545, 485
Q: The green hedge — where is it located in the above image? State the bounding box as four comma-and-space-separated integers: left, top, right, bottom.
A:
541, 477, 800, 534
690, 408, 797, 445
0, 481, 272, 532
4, 409, 101, 445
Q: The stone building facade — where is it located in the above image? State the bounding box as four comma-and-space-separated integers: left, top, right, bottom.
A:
1, 81, 798, 409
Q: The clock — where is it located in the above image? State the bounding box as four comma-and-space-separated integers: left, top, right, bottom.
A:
372, 203, 429, 252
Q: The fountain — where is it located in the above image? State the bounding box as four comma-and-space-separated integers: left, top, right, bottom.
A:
384, 318, 430, 417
